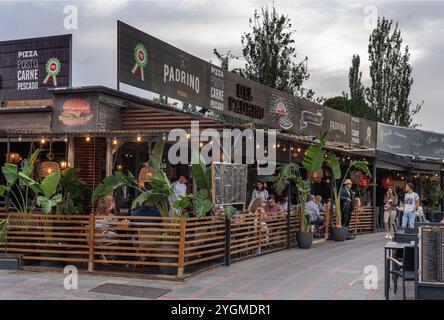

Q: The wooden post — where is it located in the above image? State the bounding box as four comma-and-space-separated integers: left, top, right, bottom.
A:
177, 217, 186, 278
5, 135, 10, 213
105, 137, 113, 177
225, 218, 231, 266
88, 214, 95, 272
258, 212, 262, 255
372, 161, 377, 232
67, 136, 75, 168
287, 142, 292, 248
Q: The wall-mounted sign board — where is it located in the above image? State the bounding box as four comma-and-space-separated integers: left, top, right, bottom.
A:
0, 34, 72, 102
211, 162, 247, 206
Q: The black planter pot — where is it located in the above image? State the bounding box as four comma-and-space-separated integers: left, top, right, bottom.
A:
157, 243, 179, 276
332, 226, 347, 242
296, 231, 314, 249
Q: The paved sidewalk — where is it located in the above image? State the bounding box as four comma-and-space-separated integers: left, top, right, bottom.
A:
0, 232, 412, 300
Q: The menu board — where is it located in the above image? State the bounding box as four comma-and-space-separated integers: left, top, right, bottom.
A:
0, 34, 72, 101
211, 162, 247, 205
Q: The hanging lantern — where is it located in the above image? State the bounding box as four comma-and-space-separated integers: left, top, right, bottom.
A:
39, 140, 60, 178
381, 176, 393, 189
6, 153, 21, 164
350, 170, 363, 184
138, 166, 156, 187
309, 170, 323, 182
60, 160, 68, 169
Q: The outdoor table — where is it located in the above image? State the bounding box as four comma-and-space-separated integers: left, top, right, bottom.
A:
384, 241, 415, 299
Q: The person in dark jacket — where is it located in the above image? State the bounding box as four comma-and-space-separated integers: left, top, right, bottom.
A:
340, 179, 355, 228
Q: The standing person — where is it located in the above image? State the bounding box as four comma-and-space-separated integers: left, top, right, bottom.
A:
383, 186, 398, 239
248, 181, 269, 209
340, 179, 355, 229
170, 175, 188, 215
402, 183, 420, 229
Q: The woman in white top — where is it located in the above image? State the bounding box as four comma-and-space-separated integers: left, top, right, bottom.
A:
248, 181, 269, 209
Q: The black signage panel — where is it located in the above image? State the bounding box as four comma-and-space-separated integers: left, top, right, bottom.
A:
293, 99, 324, 137
351, 116, 377, 148
323, 107, 350, 143
118, 21, 300, 132
212, 162, 247, 205
118, 21, 381, 147
411, 129, 444, 159
0, 34, 72, 101
377, 123, 413, 156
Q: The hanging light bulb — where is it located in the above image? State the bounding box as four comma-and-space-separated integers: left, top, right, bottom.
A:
113, 137, 118, 145
64, 136, 68, 143
136, 134, 142, 142
40, 137, 46, 144
162, 135, 166, 141
186, 133, 191, 139
199, 142, 204, 148
18, 135, 22, 142
85, 135, 91, 142
297, 148, 301, 153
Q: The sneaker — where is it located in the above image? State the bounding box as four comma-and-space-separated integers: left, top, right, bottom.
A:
388, 234, 392, 240
384, 233, 388, 239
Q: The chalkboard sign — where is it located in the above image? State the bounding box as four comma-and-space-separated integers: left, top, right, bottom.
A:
211, 162, 247, 206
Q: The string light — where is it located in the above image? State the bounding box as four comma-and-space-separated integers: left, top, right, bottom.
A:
200, 142, 204, 148
40, 137, 46, 144
162, 135, 166, 141
85, 136, 91, 142
297, 148, 301, 153
136, 134, 142, 142
64, 136, 68, 143
186, 133, 191, 139
113, 137, 118, 145
272, 144, 276, 149
18, 135, 22, 142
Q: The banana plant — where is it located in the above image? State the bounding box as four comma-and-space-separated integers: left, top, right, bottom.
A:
190, 150, 213, 216
274, 163, 311, 232
303, 131, 371, 227
0, 149, 62, 244
92, 137, 174, 217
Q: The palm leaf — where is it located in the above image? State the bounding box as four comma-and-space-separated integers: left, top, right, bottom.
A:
148, 138, 165, 170
303, 131, 327, 173
351, 160, 371, 178
325, 152, 341, 180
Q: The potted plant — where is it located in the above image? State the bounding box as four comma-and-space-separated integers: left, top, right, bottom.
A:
274, 163, 312, 249
303, 132, 371, 241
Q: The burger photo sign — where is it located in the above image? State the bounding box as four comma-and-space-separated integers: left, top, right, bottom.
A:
58, 99, 94, 126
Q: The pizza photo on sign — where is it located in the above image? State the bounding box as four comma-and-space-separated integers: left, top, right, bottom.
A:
58, 99, 93, 126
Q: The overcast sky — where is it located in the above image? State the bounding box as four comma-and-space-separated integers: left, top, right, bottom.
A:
1, 0, 443, 131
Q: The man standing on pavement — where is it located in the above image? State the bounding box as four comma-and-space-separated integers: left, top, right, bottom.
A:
402, 182, 420, 229
340, 179, 355, 238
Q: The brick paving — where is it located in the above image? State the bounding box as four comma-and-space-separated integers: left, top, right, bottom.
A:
0, 232, 413, 300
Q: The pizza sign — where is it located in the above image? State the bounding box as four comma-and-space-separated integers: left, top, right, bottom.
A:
0, 34, 71, 101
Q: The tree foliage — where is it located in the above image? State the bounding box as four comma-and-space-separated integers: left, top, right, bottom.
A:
214, 4, 315, 100
366, 17, 422, 126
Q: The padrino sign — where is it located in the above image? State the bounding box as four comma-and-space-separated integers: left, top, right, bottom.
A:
117, 21, 377, 147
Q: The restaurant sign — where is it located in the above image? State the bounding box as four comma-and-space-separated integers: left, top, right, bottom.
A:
117, 21, 377, 147
377, 123, 444, 159
0, 34, 72, 101
117, 21, 299, 132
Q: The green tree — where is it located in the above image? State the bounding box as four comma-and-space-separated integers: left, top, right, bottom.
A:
349, 54, 365, 103
214, 4, 314, 100
366, 17, 422, 126
323, 96, 378, 121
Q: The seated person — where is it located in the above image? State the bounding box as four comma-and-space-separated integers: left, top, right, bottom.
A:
130, 202, 161, 222
95, 195, 118, 261
307, 195, 325, 226
279, 196, 289, 211
264, 196, 284, 214
315, 195, 325, 215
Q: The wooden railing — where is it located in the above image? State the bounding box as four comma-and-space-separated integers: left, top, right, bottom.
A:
330, 206, 375, 233
0, 207, 371, 279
